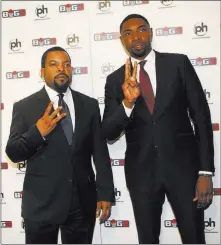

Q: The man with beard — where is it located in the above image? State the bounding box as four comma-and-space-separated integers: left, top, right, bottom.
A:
6, 46, 115, 244
102, 14, 214, 244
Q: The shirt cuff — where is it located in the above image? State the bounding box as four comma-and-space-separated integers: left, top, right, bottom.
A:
198, 171, 213, 175
122, 101, 134, 118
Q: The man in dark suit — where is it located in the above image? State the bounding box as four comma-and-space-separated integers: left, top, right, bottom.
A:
102, 14, 215, 244
6, 46, 115, 244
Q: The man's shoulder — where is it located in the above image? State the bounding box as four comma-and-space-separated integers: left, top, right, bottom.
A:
14, 88, 44, 107
107, 64, 125, 80
156, 50, 186, 62
72, 90, 97, 106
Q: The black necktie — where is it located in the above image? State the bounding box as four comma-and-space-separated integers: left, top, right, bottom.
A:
58, 93, 73, 145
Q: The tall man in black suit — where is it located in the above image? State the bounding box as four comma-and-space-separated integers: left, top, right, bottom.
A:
6, 46, 115, 244
102, 14, 215, 244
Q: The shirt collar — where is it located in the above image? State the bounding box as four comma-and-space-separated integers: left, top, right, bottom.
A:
44, 84, 71, 101
130, 49, 155, 65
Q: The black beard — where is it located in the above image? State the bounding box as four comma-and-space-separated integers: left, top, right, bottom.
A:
131, 48, 147, 58
53, 79, 70, 93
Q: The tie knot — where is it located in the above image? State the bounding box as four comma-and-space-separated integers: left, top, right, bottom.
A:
58, 93, 64, 100
139, 60, 146, 68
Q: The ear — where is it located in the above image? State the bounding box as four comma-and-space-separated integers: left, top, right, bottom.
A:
41, 68, 45, 80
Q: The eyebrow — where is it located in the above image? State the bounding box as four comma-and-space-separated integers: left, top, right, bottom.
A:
48, 60, 70, 63
123, 25, 148, 33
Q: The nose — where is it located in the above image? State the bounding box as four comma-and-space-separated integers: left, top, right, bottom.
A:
57, 64, 65, 72
132, 32, 141, 41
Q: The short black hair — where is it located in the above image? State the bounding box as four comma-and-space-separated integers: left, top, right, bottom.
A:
41, 46, 71, 68
120, 14, 150, 33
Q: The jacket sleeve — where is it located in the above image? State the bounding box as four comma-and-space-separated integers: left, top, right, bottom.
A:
102, 75, 131, 141
92, 100, 115, 203
5, 102, 45, 163
182, 55, 215, 172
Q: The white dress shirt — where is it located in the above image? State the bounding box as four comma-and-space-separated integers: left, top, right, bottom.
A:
44, 84, 75, 132
122, 49, 212, 175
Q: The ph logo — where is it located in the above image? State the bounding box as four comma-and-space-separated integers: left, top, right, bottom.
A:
97, 1, 111, 13
160, 0, 173, 6
66, 34, 80, 48
194, 22, 208, 37
17, 161, 26, 174
204, 218, 216, 233
9, 39, 22, 52
115, 188, 122, 201
204, 89, 213, 105
35, 5, 48, 19
101, 62, 116, 76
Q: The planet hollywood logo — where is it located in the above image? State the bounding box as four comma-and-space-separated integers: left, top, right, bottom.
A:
6, 71, 30, 79
1, 193, 6, 205
123, 1, 149, 7
101, 62, 116, 77
66, 33, 81, 49
193, 22, 210, 39
97, 1, 113, 14
1, 103, 4, 110
110, 158, 125, 166
204, 89, 213, 105
1, 221, 12, 228
156, 26, 183, 36
159, 0, 175, 8
104, 219, 129, 228
2, 9, 26, 18
32, 37, 56, 47
190, 57, 217, 66
16, 161, 26, 174
115, 188, 123, 202
9, 38, 23, 53
212, 123, 219, 131
1, 162, 8, 169
21, 218, 25, 232
94, 32, 119, 41
59, 3, 84, 13
72, 67, 88, 75
35, 5, 50, 20
204, 218, 217, 233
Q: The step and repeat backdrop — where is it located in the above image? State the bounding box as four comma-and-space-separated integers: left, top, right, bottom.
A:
1, 1, 220, 244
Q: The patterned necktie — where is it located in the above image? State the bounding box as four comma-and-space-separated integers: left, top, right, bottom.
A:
139, 60, 155, 114
58, 93, 73, 145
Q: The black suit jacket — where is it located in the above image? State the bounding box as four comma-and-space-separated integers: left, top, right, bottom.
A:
102, 51, 214, 192
6, 87, 115, 224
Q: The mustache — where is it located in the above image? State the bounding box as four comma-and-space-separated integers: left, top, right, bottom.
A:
54, 73, 69, 79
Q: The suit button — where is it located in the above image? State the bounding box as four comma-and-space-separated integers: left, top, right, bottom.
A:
68, 178, 72, 183
153, 121, 156, 125
154, 146, 158, 153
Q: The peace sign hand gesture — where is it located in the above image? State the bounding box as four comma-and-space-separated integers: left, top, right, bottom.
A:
122, 59, 140, 108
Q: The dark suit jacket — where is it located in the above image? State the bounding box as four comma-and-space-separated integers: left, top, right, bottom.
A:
102, 51, 214, 192
6, 87, 115, 224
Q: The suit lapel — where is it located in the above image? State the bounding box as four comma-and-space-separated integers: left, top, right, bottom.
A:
36, 87, 71, 152
153, 51, 174, 120
71, 90, 84, 153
